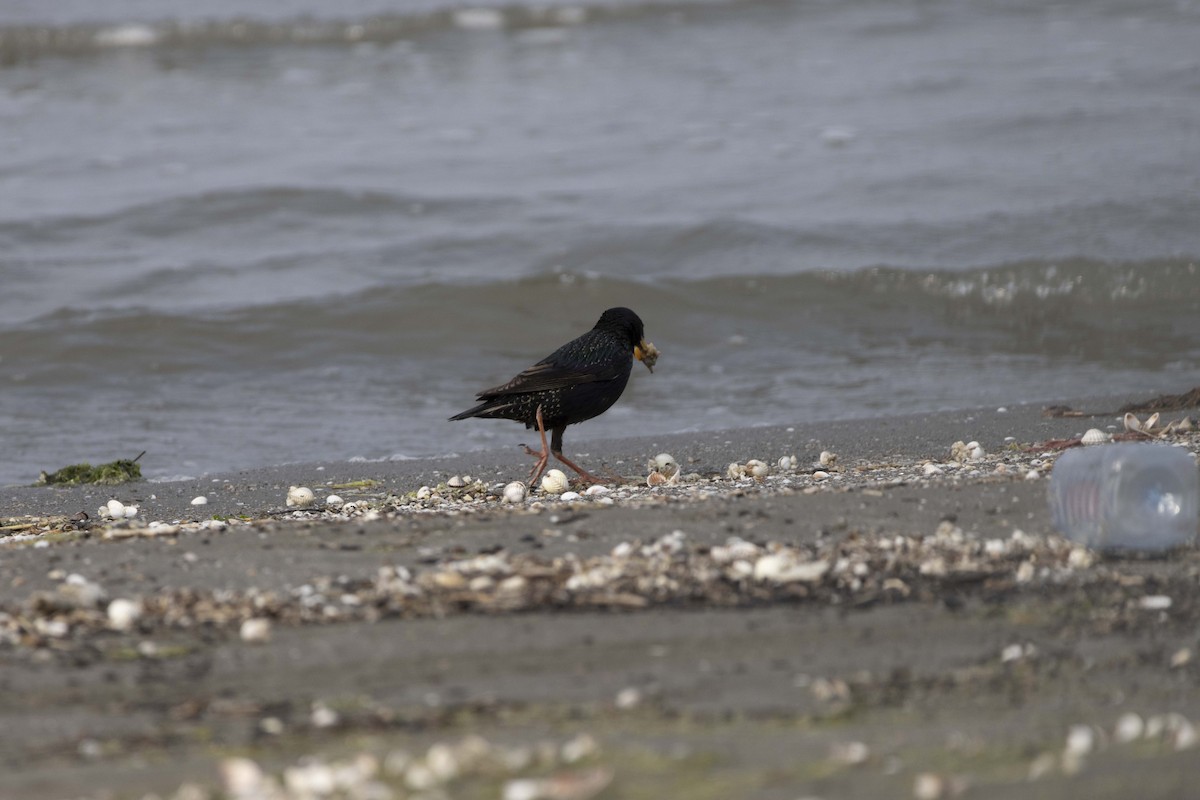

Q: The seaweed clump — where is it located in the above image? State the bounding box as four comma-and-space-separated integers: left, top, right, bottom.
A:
37, 453, 144, 486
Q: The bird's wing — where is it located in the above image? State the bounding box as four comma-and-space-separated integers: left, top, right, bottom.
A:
476, 359, 623, 399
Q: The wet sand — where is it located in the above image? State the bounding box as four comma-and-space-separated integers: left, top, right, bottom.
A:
2, 396, 1199, 799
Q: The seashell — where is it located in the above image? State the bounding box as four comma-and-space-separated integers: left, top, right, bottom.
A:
447, 475, 466, 488
745, 459, 770, 479
777, 455, 798, 471
966, 441, 985, 460
190, 495, 208, 506
502, 481, 526, 503
416, 485, 432, 500
286, 486, 315, 508
123, 504, 139, 518
106, 598, 142, 631
1144, 412, 1161, 432
1065, 725, 1096, 757
1080, 428, 1111, 445
726, 462, 745, 480
220, 758, 267, 798
1114, 712, 1144, 744
754, 554, 829, 583
239, 617, 272, 643
105, 499, 125, 519
584, 484, 611, 496
540, 469, 569, 495
647, 471, 669, 487
560, 490, 582, 501
325, 494, 344, 508
652, 453, 679, 478
818, 450, 837, 467
1123, 412, 1143, 433
1178, 416, 1195, 432
637, 340, 660, 371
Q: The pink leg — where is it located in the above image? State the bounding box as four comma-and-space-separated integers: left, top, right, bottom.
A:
520, 406, 551, 486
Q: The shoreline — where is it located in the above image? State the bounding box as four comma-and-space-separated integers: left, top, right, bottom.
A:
0, 394, 1139, 523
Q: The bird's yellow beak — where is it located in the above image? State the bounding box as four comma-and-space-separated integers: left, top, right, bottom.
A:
634, 340, 659, 373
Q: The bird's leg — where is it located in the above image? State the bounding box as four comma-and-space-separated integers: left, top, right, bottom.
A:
550, 427, 605, 485
521, 405, 551, 486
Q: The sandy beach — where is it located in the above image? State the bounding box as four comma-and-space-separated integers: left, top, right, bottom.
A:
2, 395, 1199, 800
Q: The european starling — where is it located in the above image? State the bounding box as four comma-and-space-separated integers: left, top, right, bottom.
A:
449, 307, 656, 484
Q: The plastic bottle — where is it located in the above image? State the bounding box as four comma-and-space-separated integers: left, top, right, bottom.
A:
1048, 442, 1199, 552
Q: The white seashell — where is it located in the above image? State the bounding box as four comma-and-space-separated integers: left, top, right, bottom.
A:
106, 598, 142, 631
819, 450, 837, 467
652, 453, 679, 478
190, 496, 208, 506
447, 475, 466, 488
812, 470, 830, 480
540, 469, 569, 495
502, 481, 526, 503
754, 555, 830, 583
777, 455, 798, 471
1065, 725, 1095, 757
416, 485, 432, 500
105, 499, 125, 518
1114, 712, 1144, 743
1123, 412, 1143, 433
286, 486, 315, 508
1080, 428, 1111, 445
220, 758, 267, 799
585, 484, 611, 496
325, 494, 344, 508
239, 617, 272, 643
745, 459, 770, 478
967, 441, 985, 460
923, 463, 943, 476
560, 491, 582, 501
726, 462, 745, 480
123, 504, 139, 518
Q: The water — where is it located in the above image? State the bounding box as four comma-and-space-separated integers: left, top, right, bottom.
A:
3, 0, 1200, 486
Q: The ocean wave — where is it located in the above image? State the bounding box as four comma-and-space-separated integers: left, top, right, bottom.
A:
5, 259, 1197, 378
0, 0, 732, 63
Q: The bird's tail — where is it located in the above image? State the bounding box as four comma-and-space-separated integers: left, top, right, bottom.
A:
448, 400, 502, 421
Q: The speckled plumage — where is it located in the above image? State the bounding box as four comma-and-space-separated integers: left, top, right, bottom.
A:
450, 307, 652, 482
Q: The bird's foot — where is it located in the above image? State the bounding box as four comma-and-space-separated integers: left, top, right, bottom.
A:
552, 451, 608, 485
521, 443, 551, 486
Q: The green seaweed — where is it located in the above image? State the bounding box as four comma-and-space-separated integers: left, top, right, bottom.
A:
37, 452, 144, 486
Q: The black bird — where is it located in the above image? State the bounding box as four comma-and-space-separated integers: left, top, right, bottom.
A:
450, 307, 656, 485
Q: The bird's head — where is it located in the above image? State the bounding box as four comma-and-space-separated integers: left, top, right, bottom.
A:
596, 307, 657, 373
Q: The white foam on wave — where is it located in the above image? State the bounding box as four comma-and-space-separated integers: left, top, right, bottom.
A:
453, 9, 505, 30
93, 24, 160, 47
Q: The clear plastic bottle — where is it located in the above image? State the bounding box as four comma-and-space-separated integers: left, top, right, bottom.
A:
1048, 442, 1199, 552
